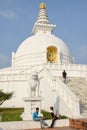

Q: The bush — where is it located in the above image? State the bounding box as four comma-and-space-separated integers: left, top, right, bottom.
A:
41, 109, 68, 119
0, 108, 67, 122
41, 110, 52, 119
58, 114, 67, 119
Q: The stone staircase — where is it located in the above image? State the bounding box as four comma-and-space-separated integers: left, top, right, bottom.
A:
65, 77, 87, 118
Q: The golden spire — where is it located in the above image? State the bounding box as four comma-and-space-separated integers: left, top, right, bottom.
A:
40, 2, 46, 9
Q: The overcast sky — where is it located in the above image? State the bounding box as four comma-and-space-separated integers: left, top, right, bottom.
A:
0, 0, 87, 68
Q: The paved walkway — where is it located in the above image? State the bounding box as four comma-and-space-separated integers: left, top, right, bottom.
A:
22, 127, 77, 130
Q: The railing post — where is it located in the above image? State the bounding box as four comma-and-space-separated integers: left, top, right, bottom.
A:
74, 99, 81, 118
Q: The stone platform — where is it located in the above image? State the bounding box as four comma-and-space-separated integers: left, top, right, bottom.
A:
0, 119, 69, 130
0, 118, 87, 130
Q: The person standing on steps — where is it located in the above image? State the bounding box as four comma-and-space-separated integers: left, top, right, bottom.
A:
48, 106, 59, 128
62, 70, 67, 83
33, 107, 48, 129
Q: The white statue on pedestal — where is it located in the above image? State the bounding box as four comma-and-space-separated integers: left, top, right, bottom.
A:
22, 72, 42, 121
29, 72, 39, 97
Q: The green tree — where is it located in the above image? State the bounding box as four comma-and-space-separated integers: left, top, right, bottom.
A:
0, 90, 13, 105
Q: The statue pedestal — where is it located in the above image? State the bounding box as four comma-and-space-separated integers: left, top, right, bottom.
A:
21, 97, 42, 120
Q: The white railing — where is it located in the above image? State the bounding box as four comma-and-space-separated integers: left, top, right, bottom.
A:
44, 63, 87, 79
45, 63, 87, 72
44, 68, 81, 118
56, 78, 81, 117
0, 63, 87, 81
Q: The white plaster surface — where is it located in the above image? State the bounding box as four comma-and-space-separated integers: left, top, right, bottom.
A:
0, 119, 69, 130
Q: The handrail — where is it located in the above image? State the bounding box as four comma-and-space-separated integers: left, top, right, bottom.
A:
44, 68, 81, 117
45, 63, 87, 72
44, 68, 79, 100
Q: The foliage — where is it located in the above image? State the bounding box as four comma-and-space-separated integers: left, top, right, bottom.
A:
0, 108, 67, 122
0, 90, 13, 105
41, 109, 68, 119
41, 109, 52, 119
58, 114, 68, 119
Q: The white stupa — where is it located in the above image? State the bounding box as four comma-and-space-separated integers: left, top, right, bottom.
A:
12, 2, 73, 67
0, 3, 87, 119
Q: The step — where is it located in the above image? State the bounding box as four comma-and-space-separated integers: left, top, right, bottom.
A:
0, 119, 69, 130
66, 77, 87, 117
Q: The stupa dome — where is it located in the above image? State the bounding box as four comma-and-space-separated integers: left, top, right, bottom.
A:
12, 2, 73, 67
16, 34, 70, 56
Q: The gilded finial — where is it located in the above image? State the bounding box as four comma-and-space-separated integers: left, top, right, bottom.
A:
40, 2, 46, 9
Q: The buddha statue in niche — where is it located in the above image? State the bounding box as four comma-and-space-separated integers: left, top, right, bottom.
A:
47, 46, 58, 63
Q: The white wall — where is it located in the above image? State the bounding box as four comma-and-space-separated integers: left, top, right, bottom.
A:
0, 81, 28, 107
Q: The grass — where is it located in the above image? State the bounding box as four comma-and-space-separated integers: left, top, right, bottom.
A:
0, 108, 67, 122
0, 108, 24, 122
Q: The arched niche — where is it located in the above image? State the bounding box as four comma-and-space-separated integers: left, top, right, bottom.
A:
47, 46, 58, 63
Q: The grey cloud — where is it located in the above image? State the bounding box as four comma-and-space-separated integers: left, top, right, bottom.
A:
0, 10, 18, 19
